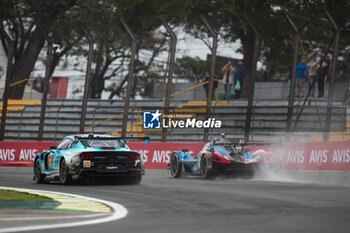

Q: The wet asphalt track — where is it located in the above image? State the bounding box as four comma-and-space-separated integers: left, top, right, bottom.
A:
1, 167, 350, 233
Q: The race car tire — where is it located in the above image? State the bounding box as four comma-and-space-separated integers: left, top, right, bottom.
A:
59, 159, 72, 185
128, 173, 142, 185
33, 158, 45, 184
243, 170, 255, 179
170, 152, 182, 178
200, 155, 212, 179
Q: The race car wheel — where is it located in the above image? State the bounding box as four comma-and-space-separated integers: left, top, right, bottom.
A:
170, 152, 182, 178
200, 155, 212, 179
59, 159, 72, 185
33, 158, 45, 184
128, 173, 142, 185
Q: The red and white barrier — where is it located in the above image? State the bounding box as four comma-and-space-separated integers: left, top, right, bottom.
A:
0, 141, 349, 170
127, 142, 204, 169
0, 141, 205, 169
282, 141, 350, 170
0, 142, 52, 167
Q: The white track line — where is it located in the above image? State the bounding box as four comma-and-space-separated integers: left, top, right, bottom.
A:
0, 213, 110, 221
0, 187, 128, 233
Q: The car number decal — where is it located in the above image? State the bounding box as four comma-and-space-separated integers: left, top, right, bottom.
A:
83, 160, 91, 168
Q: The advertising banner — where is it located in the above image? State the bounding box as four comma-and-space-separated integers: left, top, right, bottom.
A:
0, 141, 53, 167
282, 141, 350, 170
1, 141, 349, 170
128, 142, 205, 169
0, 141, 205, 169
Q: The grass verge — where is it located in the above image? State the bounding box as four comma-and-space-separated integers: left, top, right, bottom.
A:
0, 190, 52, 201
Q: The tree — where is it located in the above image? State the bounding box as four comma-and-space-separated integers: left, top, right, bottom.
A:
174, 56, 209, 82
0, 0, 76, 99
0, 0, 168, 99
107, 38, 167, 99
2, 0, 349, 100
48, 0, 168, 99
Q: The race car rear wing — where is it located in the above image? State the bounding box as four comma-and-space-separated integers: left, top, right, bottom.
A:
75, 133, 150, 144
209, 135, 244, 155
209, 134, 281, 156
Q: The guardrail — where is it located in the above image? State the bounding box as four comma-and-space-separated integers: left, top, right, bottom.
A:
83, 108, 140, 132
162, 79, 221, 108
83, 80, 221, 133
294, 108, 346, 132
0, 78, 33, 99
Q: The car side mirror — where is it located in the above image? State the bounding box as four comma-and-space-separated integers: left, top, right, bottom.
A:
50, 146, 57, 150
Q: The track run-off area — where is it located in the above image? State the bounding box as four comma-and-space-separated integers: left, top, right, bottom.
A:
1, 167, 350, 233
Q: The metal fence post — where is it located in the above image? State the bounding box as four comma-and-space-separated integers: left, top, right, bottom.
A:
200, 14, 217, 142
160, 17, 177, 142
283, 11, 300, 136
55, 105, 63, 141
283, 10, 333, 134
37, 24, 53, 141
0, 28, 13, 141
324, 9, 340, 141
120, 19, 137, 137
17, 108, 25, 141
77, 22, 94, 134
243, 12, 259, 141
92, 103, 100, 133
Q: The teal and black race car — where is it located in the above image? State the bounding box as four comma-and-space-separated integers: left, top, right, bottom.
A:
33, 134, 149, 185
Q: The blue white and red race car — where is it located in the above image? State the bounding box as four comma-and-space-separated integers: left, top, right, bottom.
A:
33, 134, 149, 185
169, 134, 280, 179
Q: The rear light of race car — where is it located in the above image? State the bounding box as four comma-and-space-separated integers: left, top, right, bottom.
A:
129, 153, 140, 160
81, 153, 93, 160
